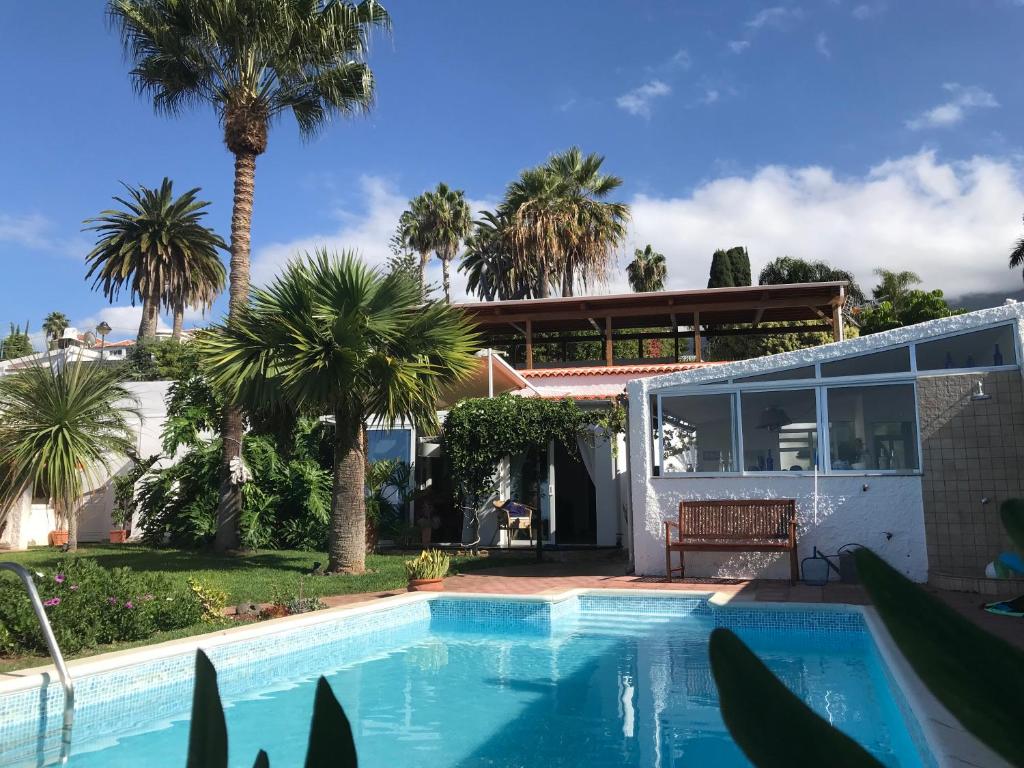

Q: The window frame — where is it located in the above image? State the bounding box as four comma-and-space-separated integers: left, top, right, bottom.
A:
656, 391, 741, 477
821, 380, 922, 475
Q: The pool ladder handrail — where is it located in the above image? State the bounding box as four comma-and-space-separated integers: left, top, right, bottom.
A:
0, 562, 75, 764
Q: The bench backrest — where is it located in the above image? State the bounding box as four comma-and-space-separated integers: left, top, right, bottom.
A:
678, 499, 796, 541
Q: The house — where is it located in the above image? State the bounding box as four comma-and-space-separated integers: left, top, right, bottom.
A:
415, 282, 850, 549
628, 301, 1024, 589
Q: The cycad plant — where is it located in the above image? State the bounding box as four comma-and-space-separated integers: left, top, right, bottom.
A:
84, 179, 226, 340
0, 363, 138, 550
196, 250, 478, 573
110, 0, 391, 552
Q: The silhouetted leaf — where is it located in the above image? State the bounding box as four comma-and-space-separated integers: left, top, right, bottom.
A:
855, 548, 1024, 766
1000, 498, 1024, 551
709, 628, 883, 767
304, 677, 357, 768
186, 651, 228, 768
252, 749, 270, 768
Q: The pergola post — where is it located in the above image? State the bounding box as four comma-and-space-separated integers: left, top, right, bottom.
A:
604, 316, 613, 366
525, 319, 534, 369
693, 311, 702, 362
831, 304, 844, 342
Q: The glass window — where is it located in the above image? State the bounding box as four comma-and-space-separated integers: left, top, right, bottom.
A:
915, 325, 1017, 371
367, 428, 412, 464
827, 385, 919, 471
660, 394, 736, 473
740, 389, 818, 472
821, 347, 910, 378
734, 366, 816, 383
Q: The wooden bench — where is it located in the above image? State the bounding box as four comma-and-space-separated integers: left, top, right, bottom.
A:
664, 499, 799, 585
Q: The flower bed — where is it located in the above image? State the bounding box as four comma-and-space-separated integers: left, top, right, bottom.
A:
0, 559, 224, 657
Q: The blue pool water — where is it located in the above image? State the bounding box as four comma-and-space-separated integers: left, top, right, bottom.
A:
0, 595, 929, 767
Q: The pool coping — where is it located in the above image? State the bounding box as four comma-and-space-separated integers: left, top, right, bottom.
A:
0, 587, 1007, 768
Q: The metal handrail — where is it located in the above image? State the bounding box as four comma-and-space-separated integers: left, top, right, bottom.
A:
0, 562, 74, 764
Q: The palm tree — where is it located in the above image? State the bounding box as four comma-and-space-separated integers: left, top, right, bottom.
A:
544, 147, 629, 296
460, 210, 538, 301
502, 148, 629, 298
84, 179, 227, 341
872, 268, 921, 314
425, 183, 472, 303
626, 245, 667, 292
196, 250, 478, 573
759, 256, 865, 306
1008, 215, 1024, 282
42, 312, 70, 346
109, 0, 391, 552
397, 195, 434, 295
166, 243, 227, 340
0, 363, 138, 551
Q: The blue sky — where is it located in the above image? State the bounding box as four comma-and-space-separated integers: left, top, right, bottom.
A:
2, 1, 1024, 342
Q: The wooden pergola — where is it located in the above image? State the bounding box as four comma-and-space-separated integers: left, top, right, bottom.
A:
457, 282, 848, 369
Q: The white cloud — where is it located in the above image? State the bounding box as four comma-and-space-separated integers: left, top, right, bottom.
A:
616, 80, 672, 118
0, 213, 53, 249
727, 40, 751, 54
906, 83, 999, 131
250, 176, 495, 299
75, 304, 210, 340
699, 88, 720, 105
623, 150, 1024, 298
665, 49, 692, 71
815, 32, 831, 58
747, 6, 803, 29
852, 2, 887, 19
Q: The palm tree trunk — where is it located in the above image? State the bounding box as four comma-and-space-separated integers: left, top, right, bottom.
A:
215, 150, 256, 553
419, 250, 429, 296
537, 260, 549, 299
328, 413, 366, 573
137, 291, 160, 340
561, 260, 574, 297
442, 256, 451, 303
171, 301, 184, 340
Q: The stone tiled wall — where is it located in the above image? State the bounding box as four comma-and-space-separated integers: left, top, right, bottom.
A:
918, 371, 1024, 578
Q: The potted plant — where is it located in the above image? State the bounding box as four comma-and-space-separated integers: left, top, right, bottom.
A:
109, 505, 129, 544
48, 527, 69, 547
109, 455, 157, 544
405, 549, 450, 592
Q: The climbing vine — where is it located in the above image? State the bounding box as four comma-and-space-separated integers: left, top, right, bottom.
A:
441, 394, 626, 507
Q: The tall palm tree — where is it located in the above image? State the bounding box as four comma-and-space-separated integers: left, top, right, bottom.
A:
0, 363, 138, 551
502, 148, 629, 298
84, 179, 227, 341
397, 195, 434, 295
544, 147, 629, 296
196, 250, 477, 573
109, 0, 391, 551
872, 268, 921, 314
424, 183, 471, 303
166, 243, 227, 340
626, 245, 667, 292
42, 312, 71, 346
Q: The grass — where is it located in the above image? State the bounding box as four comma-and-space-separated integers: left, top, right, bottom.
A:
0, 543, 516, 673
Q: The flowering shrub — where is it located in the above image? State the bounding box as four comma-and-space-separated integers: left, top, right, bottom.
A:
0, 559, 215, 656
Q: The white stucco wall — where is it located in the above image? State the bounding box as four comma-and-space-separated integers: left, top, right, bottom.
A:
627, 375, 929, 581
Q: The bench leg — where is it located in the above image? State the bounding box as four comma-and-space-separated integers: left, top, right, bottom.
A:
665, 547, 672, 583
790, 546, 799, 586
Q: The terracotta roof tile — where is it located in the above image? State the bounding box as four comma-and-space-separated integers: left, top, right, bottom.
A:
520, 362, 722, 378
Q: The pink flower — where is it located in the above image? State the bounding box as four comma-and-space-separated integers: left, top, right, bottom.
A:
124, 601, 134, 610
43, 598, 60, 608
107, 597, 118, 605
69, 584, 79, 591
54, 573, 65, 584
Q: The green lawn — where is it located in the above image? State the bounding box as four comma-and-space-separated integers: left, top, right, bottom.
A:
0, 544, 515, 673
0, 543, 508, 603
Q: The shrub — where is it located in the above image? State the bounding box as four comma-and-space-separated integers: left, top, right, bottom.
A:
0, 559, 210, 657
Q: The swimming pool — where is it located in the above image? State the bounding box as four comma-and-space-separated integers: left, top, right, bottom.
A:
0, 592, 932, 767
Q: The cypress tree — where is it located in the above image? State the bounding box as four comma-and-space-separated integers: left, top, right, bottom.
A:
708, 250, 735, 288
727, 246, 751, 286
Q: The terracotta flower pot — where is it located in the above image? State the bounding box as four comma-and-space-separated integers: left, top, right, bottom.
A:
407, 578, 444, 592
109, 529, 128, 544
48, 530, 68, 547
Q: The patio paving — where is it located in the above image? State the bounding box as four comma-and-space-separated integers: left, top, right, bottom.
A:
319, 560, 1022, 649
